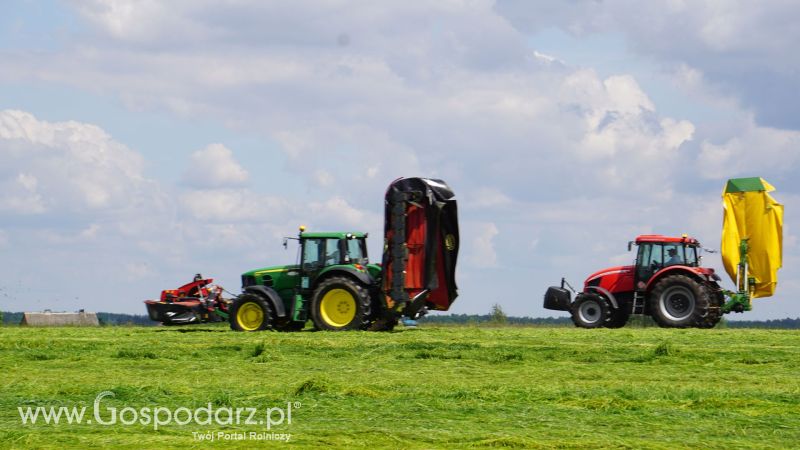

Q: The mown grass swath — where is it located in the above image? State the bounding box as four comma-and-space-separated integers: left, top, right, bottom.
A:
1, 325, 799, 448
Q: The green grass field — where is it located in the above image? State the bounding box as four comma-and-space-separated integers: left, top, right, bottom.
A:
1, 325, 799, 449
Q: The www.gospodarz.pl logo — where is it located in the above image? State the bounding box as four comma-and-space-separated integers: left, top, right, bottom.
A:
18, 391, 298, 432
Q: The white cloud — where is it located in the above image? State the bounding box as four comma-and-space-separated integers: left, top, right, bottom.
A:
698, 116, 800, 179
0, 173, 46, 214
467, 222, 499, 268
183, 143, 249, 188
0, 109, 151, 213
181, 188, 283, 222
470, 187, 512, 208
314, 169, 334, 188
495, 0, 800, 129
307, 197, 383, 233
81, 224, 101, 239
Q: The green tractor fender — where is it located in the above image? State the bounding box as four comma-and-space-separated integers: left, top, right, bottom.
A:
315, 265, 375, 290
243, 285, 287, 318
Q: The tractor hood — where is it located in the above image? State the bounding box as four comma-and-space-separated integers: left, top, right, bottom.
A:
584, 266, 633, 285
242, 265, 297, 277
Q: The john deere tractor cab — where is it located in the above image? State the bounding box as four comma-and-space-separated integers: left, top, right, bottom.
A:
230, 177, 459, 332
543, 177, 783, 329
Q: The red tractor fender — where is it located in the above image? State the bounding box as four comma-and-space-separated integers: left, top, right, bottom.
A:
644, 266, 713, 292
584, 285, 621, 309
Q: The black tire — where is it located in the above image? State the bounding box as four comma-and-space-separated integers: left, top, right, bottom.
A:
696, 287, 724, 329
367, 317, 398, 332
570, 294, 610, 328
229, 293, 272, 332
310, 276, 371, 331
648, 274, 711, 328
604, 306, 630, 328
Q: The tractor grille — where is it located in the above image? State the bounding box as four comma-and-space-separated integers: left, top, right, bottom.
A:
242, 275, 256, 288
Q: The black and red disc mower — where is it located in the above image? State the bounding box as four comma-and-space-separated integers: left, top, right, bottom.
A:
144, 274, 230, 325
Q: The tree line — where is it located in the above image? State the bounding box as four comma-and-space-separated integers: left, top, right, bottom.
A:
3, 310, 800, 329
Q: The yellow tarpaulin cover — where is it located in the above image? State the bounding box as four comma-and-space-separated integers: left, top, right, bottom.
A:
721, 177, 783, 298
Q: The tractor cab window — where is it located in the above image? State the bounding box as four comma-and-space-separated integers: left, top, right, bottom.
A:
683, 246, 699, 266
345, 238, 367, 264
302, 238, 326, 270
636, 242, 700, 284
664, 244, 683, 266
324, 239, 341, 266
636, 243, 664, 283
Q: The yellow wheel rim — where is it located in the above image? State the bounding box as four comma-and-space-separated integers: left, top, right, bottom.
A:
237, 302, 264, 331
319, 289, 357, 328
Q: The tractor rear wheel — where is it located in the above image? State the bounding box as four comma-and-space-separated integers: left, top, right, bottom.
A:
229, 293, 272, 331
696, 288, 724, 328
367, 317, 398, 331
604, 306, 630, 328
310, 277, 371, 331
648, 275, 711, 328
570, 294, 610, 328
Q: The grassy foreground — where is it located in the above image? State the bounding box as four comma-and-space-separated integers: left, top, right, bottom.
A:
1, 325, 799, 449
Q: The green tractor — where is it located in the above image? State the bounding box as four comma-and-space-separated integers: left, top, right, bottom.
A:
229, 177, 460, 332
231, 229, 381, 331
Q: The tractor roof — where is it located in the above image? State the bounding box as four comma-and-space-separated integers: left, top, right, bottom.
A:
300, 231, 367, 239
635, 234, 700, 245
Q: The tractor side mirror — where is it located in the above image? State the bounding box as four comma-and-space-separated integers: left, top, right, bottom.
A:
283, 237, 289, 249
627, 241, 634, 251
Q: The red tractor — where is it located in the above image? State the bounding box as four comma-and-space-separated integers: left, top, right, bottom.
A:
544, 235, 725, 328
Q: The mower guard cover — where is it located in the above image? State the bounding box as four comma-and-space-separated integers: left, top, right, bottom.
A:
722, 177, 783, 298
382, 177, 459, 313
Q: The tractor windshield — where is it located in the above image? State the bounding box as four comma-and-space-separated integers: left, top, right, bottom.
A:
682, 245, 698, 266
302, 237, 368, 269
636, 242, 700, 282
303, 238, 339, 270
345, 237, 368, 265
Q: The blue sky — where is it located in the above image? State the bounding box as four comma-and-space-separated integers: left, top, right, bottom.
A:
1, 1, 798, 320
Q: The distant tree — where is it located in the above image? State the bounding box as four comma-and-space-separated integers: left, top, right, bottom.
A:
490, 303, 508, 325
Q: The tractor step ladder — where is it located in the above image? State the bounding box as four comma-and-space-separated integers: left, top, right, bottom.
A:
292, 293, 308, 321
631, 292, 646, 315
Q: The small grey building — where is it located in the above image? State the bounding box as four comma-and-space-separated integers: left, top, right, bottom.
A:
21, 310, 100, 327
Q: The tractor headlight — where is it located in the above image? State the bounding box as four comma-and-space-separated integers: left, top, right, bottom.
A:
242, 275, 256, 288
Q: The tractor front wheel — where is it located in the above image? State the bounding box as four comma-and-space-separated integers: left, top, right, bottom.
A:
604, 305, 630, 328
648, 275, 711, 328
229, 294, 272, 331
310, 277, 371, 331
570, 294, 609, 328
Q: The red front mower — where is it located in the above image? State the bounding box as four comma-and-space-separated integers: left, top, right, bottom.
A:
144, 274, 231, 325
